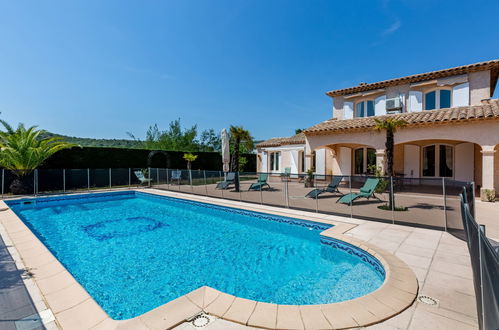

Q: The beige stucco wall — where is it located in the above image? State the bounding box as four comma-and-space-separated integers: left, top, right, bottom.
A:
280, 151, 291, 172
393, 144, 404, 174
469, 70, 491, 105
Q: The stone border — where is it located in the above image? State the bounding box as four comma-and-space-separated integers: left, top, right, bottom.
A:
0, 189, 418, 330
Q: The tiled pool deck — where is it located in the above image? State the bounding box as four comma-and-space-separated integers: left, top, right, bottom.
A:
0, 188, 484, 329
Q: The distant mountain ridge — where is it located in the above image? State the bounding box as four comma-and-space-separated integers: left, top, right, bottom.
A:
42, 132, 264, 150
42, 132, 142, 148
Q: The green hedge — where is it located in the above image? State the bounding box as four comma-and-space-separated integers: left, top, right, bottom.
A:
41, 147, 256, 171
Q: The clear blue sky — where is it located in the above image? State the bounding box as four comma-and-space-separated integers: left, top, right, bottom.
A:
1, 0, 498, 141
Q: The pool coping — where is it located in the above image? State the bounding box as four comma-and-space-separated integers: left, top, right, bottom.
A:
0, 188, 418, 330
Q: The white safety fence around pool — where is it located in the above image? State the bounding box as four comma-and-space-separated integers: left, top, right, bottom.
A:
0, 168, 474, 238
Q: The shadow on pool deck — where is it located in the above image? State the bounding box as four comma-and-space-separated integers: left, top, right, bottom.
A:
0, 235, 45, 330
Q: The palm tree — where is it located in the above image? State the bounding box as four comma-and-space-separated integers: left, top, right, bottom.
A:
183, 153, 198, 170
0, 120, 76, 194
229, 126, 254, 191
373, 117, 406, 208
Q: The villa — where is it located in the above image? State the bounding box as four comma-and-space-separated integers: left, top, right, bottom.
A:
257, 59, 499, 199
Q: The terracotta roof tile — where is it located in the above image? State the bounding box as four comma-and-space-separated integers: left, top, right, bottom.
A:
326, 59, 499, 97
256, 133, 306, 148
304, 99, 499, 135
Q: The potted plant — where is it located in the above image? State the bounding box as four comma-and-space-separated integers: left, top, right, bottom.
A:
0, 121, 75, 194
304, 168, 315, 188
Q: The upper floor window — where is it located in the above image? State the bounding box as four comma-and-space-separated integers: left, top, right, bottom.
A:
355, 100, 375, 118
424, 89, 451, 110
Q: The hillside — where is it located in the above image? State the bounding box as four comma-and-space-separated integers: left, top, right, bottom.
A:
43, 132, 142, 148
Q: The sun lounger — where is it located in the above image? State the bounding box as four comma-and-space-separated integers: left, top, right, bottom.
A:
248, 173, 270, 191
216, 172, 236, 190
306, 176, 343, 198
337, 178, 380, 205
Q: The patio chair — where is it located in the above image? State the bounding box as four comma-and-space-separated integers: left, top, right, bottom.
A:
134, 171, 152, 185
280, 167, 291, 181
306, 176, 343, 198
337, 178, 381, 205
216, 172, 236, 190
248, 173, 270, 191
169, 170, 182, 184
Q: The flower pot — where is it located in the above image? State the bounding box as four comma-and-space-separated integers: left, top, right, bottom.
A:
304, 180, 314, 188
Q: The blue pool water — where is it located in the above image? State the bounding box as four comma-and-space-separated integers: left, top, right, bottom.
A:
8, 192, 384, 320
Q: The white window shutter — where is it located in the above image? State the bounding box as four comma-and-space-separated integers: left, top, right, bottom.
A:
343, 101, 354, 119
408, 91, 423, 112
261, 152, 268, 172
374, 95, 386, 116
452, 82, 469, 107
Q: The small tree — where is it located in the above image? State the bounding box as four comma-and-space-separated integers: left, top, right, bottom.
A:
183, 153, 198, 170
229, 126, 253, 191
373, 118, 406, 209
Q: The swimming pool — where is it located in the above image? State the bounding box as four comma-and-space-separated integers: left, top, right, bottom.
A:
7, 191, 385, 320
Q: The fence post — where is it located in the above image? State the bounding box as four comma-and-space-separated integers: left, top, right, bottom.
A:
471, 181, 476, 219
109, 168, 112, 190
87, 168, 90, 192
442, 177, 447, 232
479, 224, 485, 329
259, 173, 263, 205
315, 175, 319, 213
157, 168, 160, 186
349, 176, 353, 218
220, 171, 224, 199
285, 176, 289, 208
190, 170, 194, 193
129, 168, 131, 188
148, 167, 151, 188
166, 169, 170, 190
203, 170, 208, 196
390, 176, 395, 224
237, 172, 242, 201
34, 169, 37, 196
178, 170, 181, 191
1, 169, 4, 199
63, 169, 66, 193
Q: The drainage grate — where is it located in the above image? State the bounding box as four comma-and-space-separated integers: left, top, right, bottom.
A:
191, 314, 211, 328
418, 295, 439, 306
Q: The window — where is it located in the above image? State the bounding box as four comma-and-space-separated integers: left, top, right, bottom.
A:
355, 100, 375, 118
439, 145, 453, 177
424, 89, 452, 110
354, 147, 376, 174
422, 144, 453, 177
422, 145, 435, 176
270, 152, 280, 171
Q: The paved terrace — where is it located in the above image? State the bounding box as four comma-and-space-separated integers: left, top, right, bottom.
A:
1, 181, 497, 329
164, 191, 479, 330
154, 175, 471, 233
